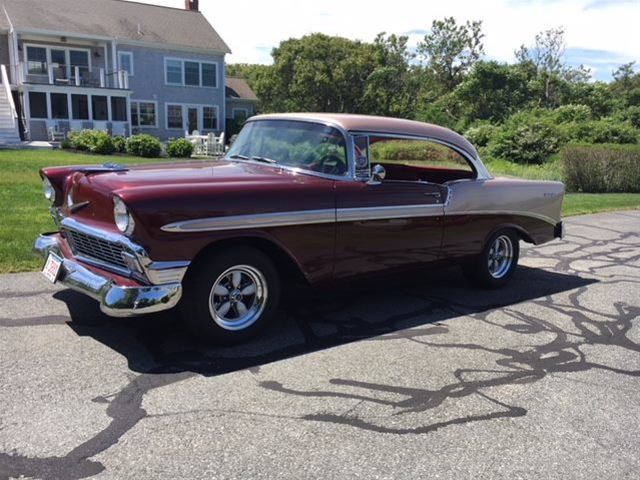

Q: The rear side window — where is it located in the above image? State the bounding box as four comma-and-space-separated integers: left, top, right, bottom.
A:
370, 137, 474, 172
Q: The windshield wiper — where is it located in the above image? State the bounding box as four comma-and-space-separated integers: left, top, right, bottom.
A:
227, 154, 249, 160
250, 156, 278, 164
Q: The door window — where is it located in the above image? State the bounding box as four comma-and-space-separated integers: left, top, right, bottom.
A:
369, 136, 475, 184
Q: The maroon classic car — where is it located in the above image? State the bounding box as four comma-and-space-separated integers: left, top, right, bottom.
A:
35, 113, 565, 343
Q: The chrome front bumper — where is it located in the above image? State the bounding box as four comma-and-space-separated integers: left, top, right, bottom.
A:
34, 234, 182, 317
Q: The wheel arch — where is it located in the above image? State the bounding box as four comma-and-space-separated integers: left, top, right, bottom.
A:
185, 234, 310, 286
484, 222, 535, 246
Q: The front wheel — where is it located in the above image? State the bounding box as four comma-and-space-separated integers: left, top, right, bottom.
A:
462, 229, 520, 289
181, 247, 280, 344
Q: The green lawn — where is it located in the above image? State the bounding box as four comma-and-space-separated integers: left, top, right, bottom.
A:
0, 149, 638, 273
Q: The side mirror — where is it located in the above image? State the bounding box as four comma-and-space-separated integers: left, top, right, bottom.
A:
368, 164, 386, 184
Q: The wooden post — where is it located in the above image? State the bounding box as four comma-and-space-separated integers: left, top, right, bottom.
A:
74, 66, 80, 86
100, 68, 105, 88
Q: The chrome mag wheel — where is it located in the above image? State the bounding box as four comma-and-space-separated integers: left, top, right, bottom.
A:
208, 265, 268, 331
487, 234, 514, 279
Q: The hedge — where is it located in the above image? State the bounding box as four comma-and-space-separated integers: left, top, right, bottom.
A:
561, 144, 640, 193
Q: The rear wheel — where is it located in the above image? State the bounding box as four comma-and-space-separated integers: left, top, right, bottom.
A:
462, 229, 520, 288
181, 247, 280, 344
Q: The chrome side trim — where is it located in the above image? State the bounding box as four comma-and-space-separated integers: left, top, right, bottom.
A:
447, 209, 558, 226
337, 204, 443, 222
161, 206, 558, 233
162, 204, 444, 233
161, 209, 336, 233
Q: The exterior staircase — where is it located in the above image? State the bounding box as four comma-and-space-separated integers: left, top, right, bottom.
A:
0, 65, 21, 146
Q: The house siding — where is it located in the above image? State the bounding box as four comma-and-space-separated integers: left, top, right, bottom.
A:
119, 44, 226, 140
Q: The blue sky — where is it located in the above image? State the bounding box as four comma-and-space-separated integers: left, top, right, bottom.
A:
134, 0, 639, 82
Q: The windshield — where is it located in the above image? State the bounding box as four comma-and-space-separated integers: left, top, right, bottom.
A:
226, 120, 349, 176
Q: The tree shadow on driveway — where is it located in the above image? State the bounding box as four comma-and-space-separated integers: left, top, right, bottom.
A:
6, 264, 639, 480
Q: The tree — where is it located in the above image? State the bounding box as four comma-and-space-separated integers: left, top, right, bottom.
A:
417, 17, 484, 91
515, 27, 568, 106
454, 61, 535, 124
361, 33, 420, 118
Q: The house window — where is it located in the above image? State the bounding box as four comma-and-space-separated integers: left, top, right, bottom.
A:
92, 95, 108, 121
233, 108, 249, 120
118, 52, 134, 76
201, 63, 217, 87
26, 46, 47, 75
71, 94, 89, 120
166, 59, 183, 85
131, 101, 139, 126
167, 105, 183, 129
111, 97, 127, 121
185, 61, 200, 86
203, 106, 217, 129
29, 92, 48, 118
165, 58, 218, 87
131, 101, 157, 127
50, 93, 68, 119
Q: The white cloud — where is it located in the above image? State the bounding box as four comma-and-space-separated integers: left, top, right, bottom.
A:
132, 0, 639, 74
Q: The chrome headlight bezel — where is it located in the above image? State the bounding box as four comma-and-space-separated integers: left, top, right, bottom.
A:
43, 177, 56, 203
113, 196, 135, 236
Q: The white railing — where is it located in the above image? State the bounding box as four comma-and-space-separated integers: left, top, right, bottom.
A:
0, 64, 18, 131
18, 62, 128, 90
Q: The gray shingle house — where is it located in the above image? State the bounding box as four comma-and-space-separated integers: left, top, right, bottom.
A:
0, 0, 257, 143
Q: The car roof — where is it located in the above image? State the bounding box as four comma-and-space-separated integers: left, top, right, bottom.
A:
250, 113, 479, 160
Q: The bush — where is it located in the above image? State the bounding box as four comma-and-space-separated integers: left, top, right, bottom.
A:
489, 122, 561, 164
464, 123, 497, 148
166, 138, 194, 158
552, 104, 592, 123
67, 129, 114, 154
126, 134, 162, 158
567, 119, 638, 144
561, 144, 640, 193
59, 138, 72, 149
112, 135, 127, 153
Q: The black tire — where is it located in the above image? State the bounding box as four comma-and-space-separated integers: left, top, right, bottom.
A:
462, 228, 520, 289
181, 247, 280, 344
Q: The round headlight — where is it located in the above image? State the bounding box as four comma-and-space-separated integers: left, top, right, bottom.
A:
113, 197, 135, 235
43, 177, 55, 203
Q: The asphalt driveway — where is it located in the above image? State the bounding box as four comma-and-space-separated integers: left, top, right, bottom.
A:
1, 210, 639, 480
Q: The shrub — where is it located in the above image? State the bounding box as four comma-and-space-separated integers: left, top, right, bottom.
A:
112, 135, 127, 153
489, 122, 561, 164
126, 134, 162, 158
552, 104, 592, 123
561, 144, 640, 193
89, 132, 115, 155
567, 119, 638, 144
59, 138, 72, 149
464, 123, 497, 148
166, 138, 194, 158
67, 129, 114, 154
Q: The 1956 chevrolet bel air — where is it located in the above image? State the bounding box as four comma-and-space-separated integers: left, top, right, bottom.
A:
34, 113, 564, 343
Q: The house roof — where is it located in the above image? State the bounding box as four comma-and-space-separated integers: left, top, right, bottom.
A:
0, 0, 231, 53
225, 76, 258, 101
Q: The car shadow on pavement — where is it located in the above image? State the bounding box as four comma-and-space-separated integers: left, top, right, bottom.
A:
55, 265, 595, 377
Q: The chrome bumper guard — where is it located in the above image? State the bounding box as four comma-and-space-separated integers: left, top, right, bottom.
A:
34, 234, 182, 317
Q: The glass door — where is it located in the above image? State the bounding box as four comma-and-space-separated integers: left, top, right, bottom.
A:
50, 49, 67, 82
187, 107, 199, 134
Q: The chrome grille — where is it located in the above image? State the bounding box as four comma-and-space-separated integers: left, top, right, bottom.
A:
63, 228, 128, 270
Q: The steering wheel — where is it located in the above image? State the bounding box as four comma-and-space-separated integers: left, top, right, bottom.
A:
315, 154, 346, 176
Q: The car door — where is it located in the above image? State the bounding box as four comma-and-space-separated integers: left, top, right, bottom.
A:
333, 178, 446, 278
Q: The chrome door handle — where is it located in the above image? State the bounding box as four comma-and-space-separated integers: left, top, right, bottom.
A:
424, 192, 441, 201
